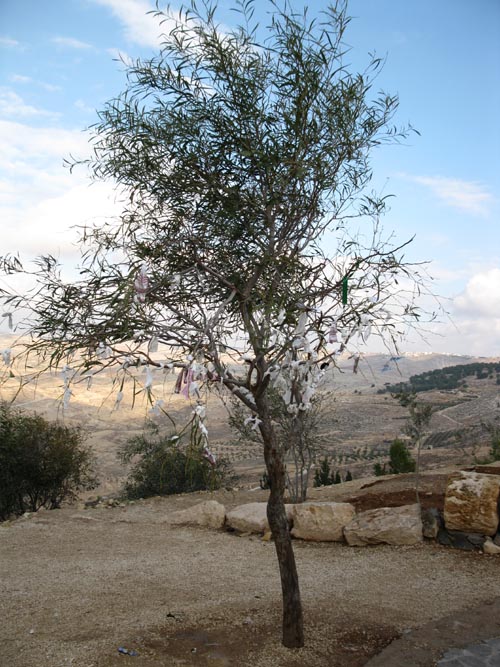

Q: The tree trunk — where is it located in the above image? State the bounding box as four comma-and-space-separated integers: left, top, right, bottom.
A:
257, 396, 304, 648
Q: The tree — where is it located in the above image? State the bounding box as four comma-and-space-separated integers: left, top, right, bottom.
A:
313, 456, 334, 487
388, 438, 416, 474
0, 0, 430, 648
394, 391, 432, 503
480, 418, 500, 463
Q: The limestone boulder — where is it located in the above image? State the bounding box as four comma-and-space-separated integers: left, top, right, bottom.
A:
226, 502, 293, 534
444, 472, 500, 536
483, 537, 500, 555
168, 500, 226, 529
291, 502, 356, 542
344, 504, 423, 547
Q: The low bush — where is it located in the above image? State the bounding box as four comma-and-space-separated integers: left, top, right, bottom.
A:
388, 438, 416, 474
0, 402, 97, 521
373, 462, 387, 476
118, 427, 235, 499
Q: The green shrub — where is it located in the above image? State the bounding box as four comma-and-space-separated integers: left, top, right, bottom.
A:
0, 402, 97, 521
373, 462, 387, 476
388, 438, 416, 474
313, 457, 333, 487
118, 428, 235, 499
313, 457, 344, 487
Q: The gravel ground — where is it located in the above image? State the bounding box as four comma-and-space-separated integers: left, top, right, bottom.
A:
2, 485, 500, 667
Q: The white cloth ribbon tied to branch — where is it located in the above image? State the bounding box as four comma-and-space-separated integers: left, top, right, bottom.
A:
352, 353, 361, 374
97, 342, 112, 359
360, 314, 372, 341
2, 312, 13, 329
244, 414, 262, 431
134, 263, 149, 304
193, 404, 206, 419
328, 319, 338, 344
294, 312, 308, 338
149, 399, 164, 416
114, 391, 124, 411
61, 365, 74, 409
63, 386, 73, 410
144, 365, 154, 390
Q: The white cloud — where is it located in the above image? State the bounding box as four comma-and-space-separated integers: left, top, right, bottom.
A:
0, 118, 126, 338
413, 268, 500, 356
0, 88, 60, 120
9, 74, 61, 92
367, 263, 500, 357
454, 268, 500, 318
3, 181, 120, 257
10, 74, 32, 84
404, 174, 494, 216
94, 1, 229, 68
74, 99, 95, 114
0, 119, 123, 260
51, 36, 93, 50
90, 0, 163, 47
0, 119, 89, 159
0, 37, 21, 48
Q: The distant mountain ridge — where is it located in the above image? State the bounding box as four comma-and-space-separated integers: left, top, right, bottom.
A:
328, 352, 500, 391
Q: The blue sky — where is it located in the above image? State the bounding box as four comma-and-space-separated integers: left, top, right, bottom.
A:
0, 0, 499, 355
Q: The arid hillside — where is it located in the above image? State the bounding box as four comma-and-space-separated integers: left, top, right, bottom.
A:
1, 334, 499, 496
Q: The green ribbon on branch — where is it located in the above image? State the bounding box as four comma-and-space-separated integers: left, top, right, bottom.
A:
342, 276, 348, 305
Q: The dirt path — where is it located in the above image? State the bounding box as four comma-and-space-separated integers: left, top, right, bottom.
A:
2, 483, 500, 667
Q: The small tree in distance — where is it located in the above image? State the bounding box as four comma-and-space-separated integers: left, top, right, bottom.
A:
394, 391, 432, 504
0, 0, 433, 648
388, 437, 416, 474
313, 456, 335, 487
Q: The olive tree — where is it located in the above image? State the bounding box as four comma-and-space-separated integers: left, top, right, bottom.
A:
394, 391, 433, 504
0, 0, 431, 648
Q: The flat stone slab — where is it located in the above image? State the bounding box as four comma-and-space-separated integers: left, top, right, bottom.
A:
344, 503, 423, 546
364, 598, 500, 667
437, 637, 500, 666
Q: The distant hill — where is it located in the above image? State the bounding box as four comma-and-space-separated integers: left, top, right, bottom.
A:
380, 362, 500, 394
325, 352, 500, 392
